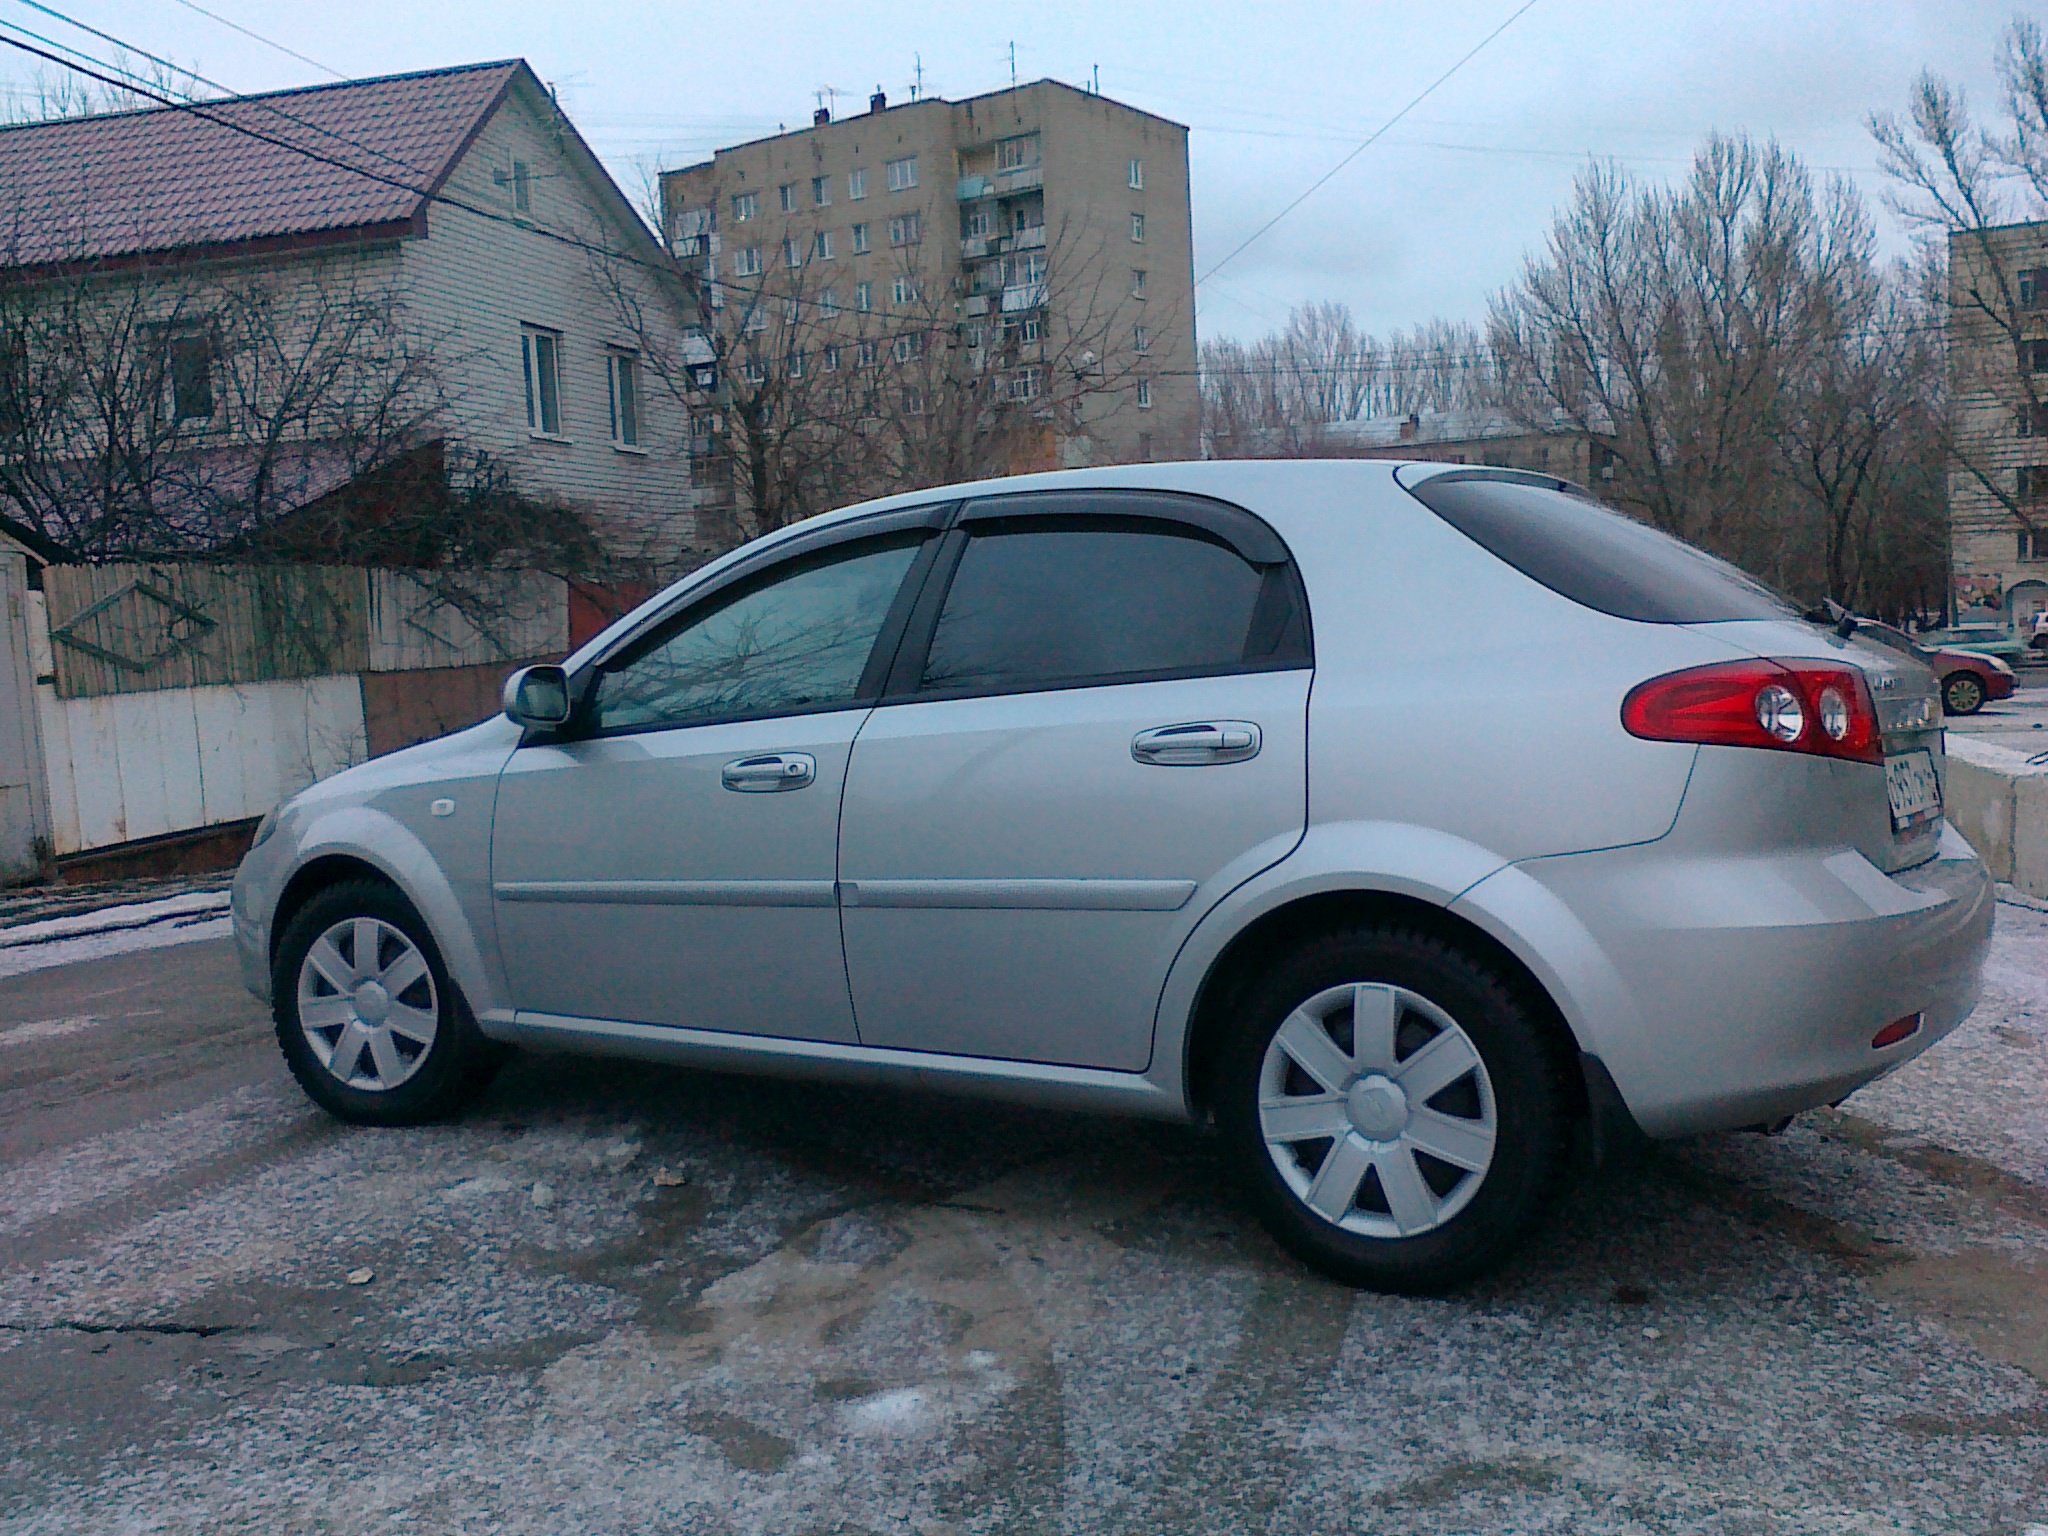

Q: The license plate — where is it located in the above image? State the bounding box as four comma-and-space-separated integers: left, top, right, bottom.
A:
1885, 749, 1942, 833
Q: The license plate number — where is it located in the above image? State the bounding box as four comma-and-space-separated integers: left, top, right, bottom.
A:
1885, 749, 1942, 833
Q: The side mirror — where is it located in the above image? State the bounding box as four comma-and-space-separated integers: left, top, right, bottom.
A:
503, 664, 572, 728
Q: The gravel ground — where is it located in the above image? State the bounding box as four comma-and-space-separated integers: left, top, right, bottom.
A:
1, 913, 2046, 1535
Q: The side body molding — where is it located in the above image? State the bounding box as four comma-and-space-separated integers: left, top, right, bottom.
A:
1146, 820, 1523, 1107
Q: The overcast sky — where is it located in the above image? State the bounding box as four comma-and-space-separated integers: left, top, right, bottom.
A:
0, 1, 2023, 343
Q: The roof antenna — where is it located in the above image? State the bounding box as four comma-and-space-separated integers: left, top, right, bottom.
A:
1009, 42, 1017, 89
1092, 64, 1099, 94
912, 52, 923, 101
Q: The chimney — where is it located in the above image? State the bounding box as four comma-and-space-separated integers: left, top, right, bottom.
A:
1399, 412, 1420, 442
813, 106, 830, 126
869, 88, 887, 114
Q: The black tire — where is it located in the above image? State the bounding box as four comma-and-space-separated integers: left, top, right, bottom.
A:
1215, 924, 1575, 1294
1942, 672, 1986, 716
272, 878, 505, 1126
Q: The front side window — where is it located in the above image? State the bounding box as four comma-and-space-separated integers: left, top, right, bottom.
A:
521, 325, 562, 435
592, 538, 922, 732
886, 156, 918, 192
606, 350, 640, 447
920, 518, 1306, 695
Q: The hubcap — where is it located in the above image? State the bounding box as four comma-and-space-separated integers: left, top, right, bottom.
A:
296, 917, 439, 1092
1257, 982, 1497, 1239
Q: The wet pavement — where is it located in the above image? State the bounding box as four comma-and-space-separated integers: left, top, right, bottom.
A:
1, 914, 2045, 1535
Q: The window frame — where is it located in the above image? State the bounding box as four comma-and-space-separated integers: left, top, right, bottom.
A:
848, 167, 868, 201
1130, 212, 1145, 243
812, 175, 831, 207
606, 348, 642, 449
733, 244, 763, 277
521, 324, 564, 437
886, 155, 919, 192
1128, 157, 1144, 190
542, 510, 952, 743
875, 489, 1312, 705
779, 182, 798, 213
732, 191, 759, 222
851, 222, 871, 254
163, 329, 217, 426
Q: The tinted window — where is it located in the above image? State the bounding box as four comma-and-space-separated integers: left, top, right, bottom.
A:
920, 520, 1307, 694
593, 538, 919, 731
1409, 474, 1793, 624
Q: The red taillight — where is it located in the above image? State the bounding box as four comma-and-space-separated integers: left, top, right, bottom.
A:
1622, 658, 1883, 764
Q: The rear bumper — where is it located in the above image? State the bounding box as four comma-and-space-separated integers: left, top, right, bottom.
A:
1457, 821, 1993, 1139
1986, 670, 2018, 700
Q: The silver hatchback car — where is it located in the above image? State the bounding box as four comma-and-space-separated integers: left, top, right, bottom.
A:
232, 461, 1993, 1291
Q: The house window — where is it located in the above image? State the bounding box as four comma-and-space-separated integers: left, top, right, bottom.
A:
997, 135, 1039, 172
1132, 268, 1147, 298
856, 339, 877, 367
2023, 339, 2048, 374
889, 212, 922, 246
893, 333, 922, 363
744, 356, 765, 385
165, 332, 215, 423
1134, 324, 1150, 354
2021, 528, 2048, 560
892, 275, 919, 305
734, 245, 762, 277
902, 386, 926, 415
848, 166, 867, 200
788, 349, 806, 380
812, 175, 831, 208
1136, 377, 1153, 409
784, 298, 801, 324
820, 286, 839, 313
511, 159, 531, 213
856, 281, 873, 312
2020, 404, 2048, 437
1130, 213, 1145, 243
672, 205, 711, 255
964, 322, 985, 349
1138, 431, 1153, 461
851, 222, 870, 254
742, 306, 768, 334
886, 155, 918, 191
606, 351, 641, 448
782, 236, 801, 269
1005, 366, 1041, 402
2022, 269, 2048, 309
779, 183, 798, 213
2022, 466, 2048, 502
1017, 315, 1042, 343
823, 345, 840, 372
814, 229, 834, 260
732, 191, 758, 222
962, 208, 992, 239
1128, 158, 1144, 190
521, 326, 563, 436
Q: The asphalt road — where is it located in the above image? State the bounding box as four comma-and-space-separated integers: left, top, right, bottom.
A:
2, 921, 2047, 1534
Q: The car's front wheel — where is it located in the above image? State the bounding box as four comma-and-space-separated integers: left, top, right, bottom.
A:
1217, 924, 1574, 1293
1943, 672, 1986, 716
272, 879, 504, 1125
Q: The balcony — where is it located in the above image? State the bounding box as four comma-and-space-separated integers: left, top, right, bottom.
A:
1012, 224, 1046, 250
960, 235, 990, 260
994, 164, 1043, 195
1000, 282, 1047, 313
956, 175, 993, 201
962, 294, 990, 317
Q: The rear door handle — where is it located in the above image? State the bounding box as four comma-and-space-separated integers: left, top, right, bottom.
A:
1131, 721, 1261, 766
722, 753, 817, 792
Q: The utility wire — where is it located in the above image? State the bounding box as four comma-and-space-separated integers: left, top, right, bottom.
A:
164, 0, 345, 81
1196, 0, 1543, 286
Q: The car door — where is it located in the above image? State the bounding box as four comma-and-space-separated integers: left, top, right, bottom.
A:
836, 490, 1313, 1071
490, 520, 936, 1039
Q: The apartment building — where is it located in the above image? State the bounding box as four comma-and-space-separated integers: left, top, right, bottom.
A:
659, 79, 1197, 503
1948, 220, 2048, 628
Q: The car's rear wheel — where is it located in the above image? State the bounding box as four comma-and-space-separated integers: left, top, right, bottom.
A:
1942, 672, 1986, 716
1216, 924, 1573, 1293
273, 879, 504, 1125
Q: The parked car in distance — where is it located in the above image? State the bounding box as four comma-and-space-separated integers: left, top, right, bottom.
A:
1858, 621, 2016, 716
1917, 623, 2033, 668
232, 462, 1993, 1294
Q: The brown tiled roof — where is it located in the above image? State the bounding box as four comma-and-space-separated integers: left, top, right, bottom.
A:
0, 61, 525, 270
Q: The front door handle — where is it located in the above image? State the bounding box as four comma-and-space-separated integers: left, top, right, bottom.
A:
722, 753, 817, 792
1131, 721, 1262, 766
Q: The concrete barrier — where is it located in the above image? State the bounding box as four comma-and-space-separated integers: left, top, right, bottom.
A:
1944, 733, 2048, 898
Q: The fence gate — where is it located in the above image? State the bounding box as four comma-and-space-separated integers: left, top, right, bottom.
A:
0, 552, 51, 880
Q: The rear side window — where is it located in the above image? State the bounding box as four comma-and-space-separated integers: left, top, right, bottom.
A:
1408, 473, 1792, 624
919, 519, 1308, 695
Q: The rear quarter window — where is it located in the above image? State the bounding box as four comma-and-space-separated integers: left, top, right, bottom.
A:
1406, 472, 1792, 624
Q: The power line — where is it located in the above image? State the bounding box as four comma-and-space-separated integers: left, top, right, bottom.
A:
1196, 0, 1543, 287
164, 0, 345, 81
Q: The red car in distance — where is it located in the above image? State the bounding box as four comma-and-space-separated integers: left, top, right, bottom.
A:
1860, 621, 2016, 716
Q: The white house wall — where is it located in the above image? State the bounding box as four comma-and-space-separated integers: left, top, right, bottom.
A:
35, 674, 367, 856
401, 86, 702, 571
